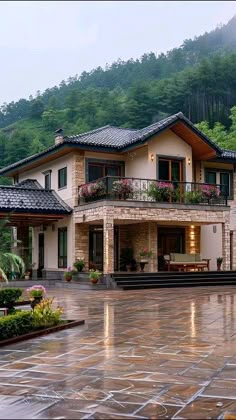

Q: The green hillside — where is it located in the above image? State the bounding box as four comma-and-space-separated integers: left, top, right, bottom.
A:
1, 16, 236, 183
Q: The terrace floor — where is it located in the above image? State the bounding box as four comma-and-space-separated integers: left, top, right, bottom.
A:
1, 286, 236, 419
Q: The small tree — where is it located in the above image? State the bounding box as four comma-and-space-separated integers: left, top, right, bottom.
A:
0, 218, 25, 283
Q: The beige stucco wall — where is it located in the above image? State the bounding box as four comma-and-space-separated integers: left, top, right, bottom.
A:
18, 153, 74, 207
200, 224, 223, 271
32, 215, 73, 270
125, 129, 193, 181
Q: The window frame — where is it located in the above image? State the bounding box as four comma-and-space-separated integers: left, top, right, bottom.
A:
157, 155, 185, 182
58, 227, 67, 268
205, 168, 233, 199
43, 170, 52, 189
85, 158, 125, 183
58, 167, 67, 189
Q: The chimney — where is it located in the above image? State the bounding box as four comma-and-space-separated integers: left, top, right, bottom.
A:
55, 128, 64, 145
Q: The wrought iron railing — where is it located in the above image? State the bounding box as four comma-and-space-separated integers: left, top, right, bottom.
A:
78, 176, 228, 206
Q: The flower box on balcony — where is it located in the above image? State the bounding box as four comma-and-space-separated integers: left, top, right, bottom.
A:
79, 180, 106, 202
112, 179, 133, 199
147, 181, 174, 202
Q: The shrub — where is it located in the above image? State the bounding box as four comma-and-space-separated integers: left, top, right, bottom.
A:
32, 298, 63, 329
0, 288, 23, 313
0, 311, 33, 340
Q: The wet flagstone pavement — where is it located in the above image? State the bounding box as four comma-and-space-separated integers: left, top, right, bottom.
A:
0, 286, 236, 419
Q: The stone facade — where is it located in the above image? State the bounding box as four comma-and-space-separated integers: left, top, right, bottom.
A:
74, 223, 89, 271
222, 216, 231, 271
73, 201, 230, 273
72, 152, 85, 207
74, 201, 230, 225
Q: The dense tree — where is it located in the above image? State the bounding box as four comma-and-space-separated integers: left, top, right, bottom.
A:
0, 16, 236, 175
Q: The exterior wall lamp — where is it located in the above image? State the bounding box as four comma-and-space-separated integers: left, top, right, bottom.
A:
187, 157, 191, 165
151, 154, 154, 162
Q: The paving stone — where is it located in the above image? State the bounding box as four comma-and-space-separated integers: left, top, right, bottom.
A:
0, 286, 236, 418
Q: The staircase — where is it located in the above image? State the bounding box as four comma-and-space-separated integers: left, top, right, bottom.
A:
111, 271, 236, 290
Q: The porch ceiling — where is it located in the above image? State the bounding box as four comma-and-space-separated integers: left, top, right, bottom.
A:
0, 212, 66, 227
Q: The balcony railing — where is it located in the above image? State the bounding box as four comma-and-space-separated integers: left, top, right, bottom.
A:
78, 176, 228, 206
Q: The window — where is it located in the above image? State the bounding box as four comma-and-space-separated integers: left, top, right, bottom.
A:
205, 169, 233, 198
158, 158, 183, 182
87, 161, 123, 182
58, 227, 67, 268
44, 171, 51, 189
58, 167, 67, 189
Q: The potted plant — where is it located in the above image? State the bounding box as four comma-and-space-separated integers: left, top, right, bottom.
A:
73, 259, 85, 273
89, 269, 102, 284
63, 267, 75, 282
147, 181, 174, 202
199, 184, 221, 201
217, 257, 223, 271
79, 180, 106, 202
24, 270, 31, 280
139, 248, 153, 263
27, 285, 46, 310
112, 179, 133, 200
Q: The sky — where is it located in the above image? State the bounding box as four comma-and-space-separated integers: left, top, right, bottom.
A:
0, 1, 236, 104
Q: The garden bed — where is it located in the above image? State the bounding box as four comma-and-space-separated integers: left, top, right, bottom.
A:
14, 300, 31, 306
0, 319, 85, 347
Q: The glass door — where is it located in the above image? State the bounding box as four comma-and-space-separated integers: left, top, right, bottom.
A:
89, 227, 103, 271
158, 158, 183, 182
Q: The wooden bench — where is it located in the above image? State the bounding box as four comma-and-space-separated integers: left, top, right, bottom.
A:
164, 253, 210, 272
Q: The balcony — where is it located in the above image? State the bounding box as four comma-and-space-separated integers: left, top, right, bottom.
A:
78, 176, 228, 207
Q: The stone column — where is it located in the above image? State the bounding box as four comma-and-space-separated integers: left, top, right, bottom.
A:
74, 223, 89, 270
103, 217, 114, 274
222, 221, 230, 271
232, 230, 236, 270
149, 222, 158, 272
16, 226, 30, 267
72, 152, 85, 207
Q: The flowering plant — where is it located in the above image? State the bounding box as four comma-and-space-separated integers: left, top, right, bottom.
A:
27, 285, 46, 299
89, 269, 102, 281
199, 184, 221, 199
112, 178, 133, 195
32, 298, 64, 329
79, 180, 106, 199
63, 267, 75, 278
139, 248, 153, 258
147, 181, 174, 201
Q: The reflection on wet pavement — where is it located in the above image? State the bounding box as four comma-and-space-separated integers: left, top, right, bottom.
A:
0, 286, 236, 419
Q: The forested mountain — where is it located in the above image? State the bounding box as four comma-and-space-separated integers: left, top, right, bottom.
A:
1, 15, 236, 182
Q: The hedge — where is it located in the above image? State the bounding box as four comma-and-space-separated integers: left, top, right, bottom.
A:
0, 288, 23, 312
0, 311, 33, 340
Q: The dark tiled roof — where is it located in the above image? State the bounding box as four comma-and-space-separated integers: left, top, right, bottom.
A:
0, 112, 235, 175
0, 179, 72, 214
220, 149, 236, 160
15, 179, 43, 189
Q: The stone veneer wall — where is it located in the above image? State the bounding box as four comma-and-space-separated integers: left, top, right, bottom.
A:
117, 222, 158, 272
72, 152, 85, 207
74, 223, 89, 271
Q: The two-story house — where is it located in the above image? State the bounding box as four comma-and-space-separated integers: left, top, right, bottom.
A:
0, 112, 235, 279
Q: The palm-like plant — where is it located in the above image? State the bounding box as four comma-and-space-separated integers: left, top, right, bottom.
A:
0, 217, 25, 283
0, 253, 25, 283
